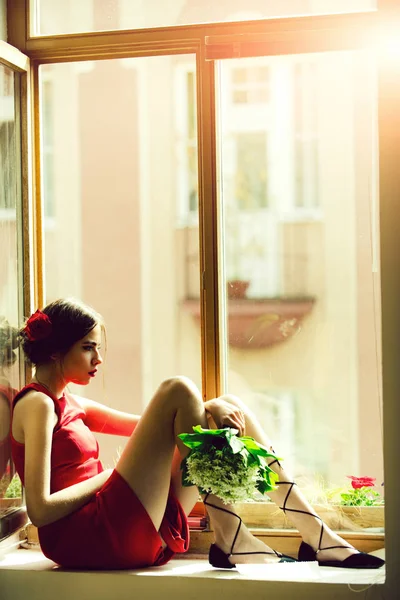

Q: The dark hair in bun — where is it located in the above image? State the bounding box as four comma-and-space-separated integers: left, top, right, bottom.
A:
19, 298, 103, 366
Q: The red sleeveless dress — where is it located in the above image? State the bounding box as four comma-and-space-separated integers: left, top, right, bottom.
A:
11, 383, 189, 569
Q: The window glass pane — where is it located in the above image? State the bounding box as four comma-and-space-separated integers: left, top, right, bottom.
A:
31, 0, 377, 36
220, 51, 383, 530
235, 132, 268, 209
40, 55, 201, 468
0, 64, 24, 527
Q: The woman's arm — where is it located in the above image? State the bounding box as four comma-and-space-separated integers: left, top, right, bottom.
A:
72, 394, 140, 436
20, 392, 113, 528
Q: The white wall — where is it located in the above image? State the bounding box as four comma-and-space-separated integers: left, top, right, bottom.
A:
0, 0, 6, 41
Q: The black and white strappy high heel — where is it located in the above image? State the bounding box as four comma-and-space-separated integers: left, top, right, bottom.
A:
269, 458, 384, 570
203, 493, 297, 569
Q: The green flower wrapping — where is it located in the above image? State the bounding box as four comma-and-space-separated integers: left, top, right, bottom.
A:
178, 425, 280, 504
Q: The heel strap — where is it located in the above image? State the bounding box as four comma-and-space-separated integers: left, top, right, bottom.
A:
276, 482, 353, 554
277, 481, 325, 551
203, 493, 242, 556
316, 544, 354, 554
204, 495, 284, 560
276, 481, 317, 518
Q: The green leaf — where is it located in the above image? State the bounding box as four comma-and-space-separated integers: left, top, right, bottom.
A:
180, 457, 195, 487
178, 426, 240, 450
178, 425, 282, 498
228, 435, 245, 454
177, 436, 205, 450
241, 437, 269, 453
257, 479, 271, 495
192, 425, 238, 437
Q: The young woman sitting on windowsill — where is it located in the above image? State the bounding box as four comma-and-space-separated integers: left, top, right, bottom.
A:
10, 298, 384, 570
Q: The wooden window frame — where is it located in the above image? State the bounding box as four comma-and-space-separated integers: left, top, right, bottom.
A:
6, 2, 400, 597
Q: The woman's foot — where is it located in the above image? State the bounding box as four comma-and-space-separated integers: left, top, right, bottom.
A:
268, 473, 375, 565
204, 493, 293, 566
300, 523, 384, 568
301, 526, 358, 563
215, 526, 284, 565
265, 473, 383, 567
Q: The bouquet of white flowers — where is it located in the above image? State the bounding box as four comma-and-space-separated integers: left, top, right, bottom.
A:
178, 425, 280, 504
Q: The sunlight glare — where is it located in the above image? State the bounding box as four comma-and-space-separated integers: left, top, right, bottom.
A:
384, 38, 400, 60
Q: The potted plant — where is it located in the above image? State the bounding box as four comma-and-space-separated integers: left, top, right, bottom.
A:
297, 474, 384, 532
234, 475, 384, 532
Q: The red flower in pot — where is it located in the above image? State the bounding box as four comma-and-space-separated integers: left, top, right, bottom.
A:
347, 476, 376, 490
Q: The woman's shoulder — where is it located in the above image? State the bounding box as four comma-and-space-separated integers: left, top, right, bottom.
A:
13, 384, 56, 411
12, 387, 56, 443
15, 387, 53, 406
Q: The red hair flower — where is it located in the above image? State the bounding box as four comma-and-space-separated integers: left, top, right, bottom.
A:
25, 310, 52, 342
347, 476, 376, 490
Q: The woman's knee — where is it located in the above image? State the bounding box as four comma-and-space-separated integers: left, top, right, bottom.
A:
156, 376, 202, 408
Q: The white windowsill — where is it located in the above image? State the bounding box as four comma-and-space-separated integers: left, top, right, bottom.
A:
0, 544, 386, 600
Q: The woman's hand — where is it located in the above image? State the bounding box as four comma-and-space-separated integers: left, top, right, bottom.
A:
204, 399, 246, 437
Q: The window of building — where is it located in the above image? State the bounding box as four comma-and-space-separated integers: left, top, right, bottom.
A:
293, 61, 320, 211
175, 65, 198, 225
0, 67, 16, 211
235, 131, 268, 209
41, 79, 55, 219
231, 66, 270, 105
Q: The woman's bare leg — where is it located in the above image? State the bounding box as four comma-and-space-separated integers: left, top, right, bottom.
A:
170, 446, 200, 515
116, 376, 206, 531
116, 377, 283, 563
213, 394, 359, 562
